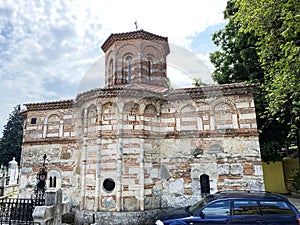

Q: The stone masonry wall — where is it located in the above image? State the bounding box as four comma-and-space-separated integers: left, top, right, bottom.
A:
20, 84, 264, 213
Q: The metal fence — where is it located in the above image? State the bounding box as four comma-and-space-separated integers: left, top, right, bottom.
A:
0, 198, 41, 225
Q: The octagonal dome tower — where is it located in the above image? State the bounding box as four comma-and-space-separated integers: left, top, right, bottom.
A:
101, 30, 170, 88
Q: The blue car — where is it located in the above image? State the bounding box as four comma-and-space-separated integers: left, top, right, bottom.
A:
155, 191, 300, 225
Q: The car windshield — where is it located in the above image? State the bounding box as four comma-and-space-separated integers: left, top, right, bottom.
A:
188, 198, 207, 215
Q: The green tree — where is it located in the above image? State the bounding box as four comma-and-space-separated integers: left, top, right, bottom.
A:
210, 0, 264, 84
209, 0, 298, 161
0, 105, 24, 166
234, 0, 300, 139
192, 78, 207, 87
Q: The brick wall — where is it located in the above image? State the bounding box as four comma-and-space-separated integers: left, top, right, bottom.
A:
19, 83, 264, 211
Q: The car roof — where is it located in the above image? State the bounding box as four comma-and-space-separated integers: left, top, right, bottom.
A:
205, 191, 289, 203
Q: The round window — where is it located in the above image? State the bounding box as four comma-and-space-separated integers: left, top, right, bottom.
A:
103, 178, 115, 192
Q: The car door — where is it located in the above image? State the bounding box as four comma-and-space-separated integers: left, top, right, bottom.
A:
231, 200, 263, 225
190, 200, 231, 225
259, 200, 299, 225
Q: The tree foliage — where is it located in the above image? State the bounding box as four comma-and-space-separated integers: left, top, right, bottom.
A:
234, 0, 300, 136
210, 0, 264, 84
0, 105, 24, 166
192, 78, 208, 87
210, 0, 300, 161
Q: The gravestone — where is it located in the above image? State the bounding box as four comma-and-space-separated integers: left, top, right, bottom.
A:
8, 157, 18, 185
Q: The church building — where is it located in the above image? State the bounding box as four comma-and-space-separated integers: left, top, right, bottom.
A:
19, 30, 264, 213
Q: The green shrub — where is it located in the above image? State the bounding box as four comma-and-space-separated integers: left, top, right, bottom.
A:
292, 170, 300, 193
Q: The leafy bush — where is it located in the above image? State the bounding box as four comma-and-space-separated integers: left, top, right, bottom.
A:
292, 170, 300, 193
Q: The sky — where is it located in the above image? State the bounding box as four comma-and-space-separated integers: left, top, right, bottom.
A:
0, 0, 228, 136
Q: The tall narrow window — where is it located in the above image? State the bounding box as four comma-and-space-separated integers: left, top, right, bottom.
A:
200, 174, 210, 196
127, 57, 132, 83
108, 59, 113, 85
148, 60, 151, 82
49, 176, 57, 188
147, 57, 153, 83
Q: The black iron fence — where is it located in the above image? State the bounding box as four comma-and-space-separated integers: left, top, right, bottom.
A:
0, 197, 42, 225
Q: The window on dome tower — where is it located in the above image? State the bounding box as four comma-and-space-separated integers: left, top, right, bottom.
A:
125, 56, 132, 84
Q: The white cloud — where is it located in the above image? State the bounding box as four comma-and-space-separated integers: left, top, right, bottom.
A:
0, 0, 227, 135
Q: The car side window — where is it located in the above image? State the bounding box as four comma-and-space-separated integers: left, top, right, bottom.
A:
201, 200, 230, 216
233, 201, 260, 215
260, 201, 295, 215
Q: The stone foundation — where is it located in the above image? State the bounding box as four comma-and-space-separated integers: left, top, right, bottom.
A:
74, 209, 161, 225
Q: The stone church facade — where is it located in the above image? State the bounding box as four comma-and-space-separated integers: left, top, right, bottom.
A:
19, 30, 264, 212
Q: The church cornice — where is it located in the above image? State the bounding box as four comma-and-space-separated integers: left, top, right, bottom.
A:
23, 99, 74, 112
101, 30, 169, 53
168, 82, 257, 100
21, 83, 257, 112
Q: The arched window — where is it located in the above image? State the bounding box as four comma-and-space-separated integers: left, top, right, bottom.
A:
108, 59, 113, 85
147, 56, 153, 83
148, 61, 151, 78
46, 114, 60, 138
126, 56, 132, 84
213, 102, 233, 129
47, 169, 61, 189
144, 104, 158, 133
123, 102, 139, 129
49, 176, 57, 188
180, 105, 197, 131
200, 174, 210, 196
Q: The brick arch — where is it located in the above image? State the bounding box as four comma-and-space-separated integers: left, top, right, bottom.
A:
87, 104, 98, 125
101, 99, 121, 113
212, 101, 236, 130
180, 104, 197, 131
104, 49, 114, 66
180, 104, 196, 113
101, 99, 118, 107
118, 53, 133, 84
123, 101, 140, 114
101, 101, 119, 126
144, 104, 157, 116
211, 99, 237, 114
46, 113, 61, 138
123, 101, 140, 129
146, 54, 155, 60
116, 44, 139, 58
143, 45, 165, 85
47, 113, 62, 121
143, 104, 159, 135
108, 58, 114, 86
104, 50, 115, 87
114, 44, 139, 85
142, 45, 162, 59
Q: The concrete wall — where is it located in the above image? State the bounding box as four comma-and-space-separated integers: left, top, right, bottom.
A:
262, 158, 300, 194
282, 157, 299, 191
262, 161, 287, 194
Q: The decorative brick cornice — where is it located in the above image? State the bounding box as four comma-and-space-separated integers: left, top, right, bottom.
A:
168, 83, 257, 100
23, 83, 257, 111
75, 82, 257, 106
101, 30, 169, 53
24, 99, 74, 111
